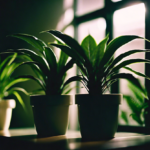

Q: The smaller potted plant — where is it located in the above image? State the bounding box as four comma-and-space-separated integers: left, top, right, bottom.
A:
8, 33, 75, 137
48, 30, 150, 140
0, 53, 28, 130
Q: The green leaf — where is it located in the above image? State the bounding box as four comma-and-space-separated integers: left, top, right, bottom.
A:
120, 111, 129, 124
16, 75, 46, 92
9, 33, 47, 53
109, 73, 148, 99
8, 53, 17, 65
48, 30, 87, 59
92, 34, 109, 68
127, 82, 145, 103
62, 86, 75, 94
81, 35, 97, 62
0, 54, 13, 70
124, 66, 150, 80
58, 59, 75, 79
111, 59, 150, 74
8, 87, 29, 96
63, 75, 83, 89
57, 50, 68, 73
130, 113, 143, 125
8, 49, 50, 71
4, 78, 29, 92
124, 95, 141, 114
1, 63, 16, 81
44, 47, 57, 71
51, 43, 84, 63
108, 49, 150, 71
100, 35, 143, 68
13, 91, 26, 111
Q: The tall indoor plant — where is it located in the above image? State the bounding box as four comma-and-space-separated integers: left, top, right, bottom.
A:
0, 53, 28, 130
48, 30, 150, 140
8, 33, 75, 137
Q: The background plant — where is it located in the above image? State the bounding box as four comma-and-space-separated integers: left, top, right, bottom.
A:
120, 81, 149, 126
0, 53, 29, 109
8, 33, 75, 95
47, 30, 150, 96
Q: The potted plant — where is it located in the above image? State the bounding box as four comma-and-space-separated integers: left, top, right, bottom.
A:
0, 53, 29, 130
8, 33, 75, 137
48, 30, 150, 140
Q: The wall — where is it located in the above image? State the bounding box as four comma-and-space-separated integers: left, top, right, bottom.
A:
0, 0, 64, 128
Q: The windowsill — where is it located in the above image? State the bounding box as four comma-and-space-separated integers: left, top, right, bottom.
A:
0, 128, 149, 150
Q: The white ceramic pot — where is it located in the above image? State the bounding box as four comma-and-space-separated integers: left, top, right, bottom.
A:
75, 94, 122, 141
0, 99, 16, 130
30, 95, 73, 137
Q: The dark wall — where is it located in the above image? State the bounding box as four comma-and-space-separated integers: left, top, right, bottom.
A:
0, 0, 64, 128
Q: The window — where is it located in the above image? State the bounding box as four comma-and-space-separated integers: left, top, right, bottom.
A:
76, 0, 104, 16
113, 3, 145, 126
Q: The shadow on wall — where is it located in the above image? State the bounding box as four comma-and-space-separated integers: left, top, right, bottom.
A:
0, 0, 64, 128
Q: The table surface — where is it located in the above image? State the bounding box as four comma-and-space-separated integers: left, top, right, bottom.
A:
0, 128, 150, 150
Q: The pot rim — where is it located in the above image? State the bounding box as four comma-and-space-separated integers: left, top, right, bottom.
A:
75, 93, 122, 105
30, 95, 73, 106
0, 99, 16, 109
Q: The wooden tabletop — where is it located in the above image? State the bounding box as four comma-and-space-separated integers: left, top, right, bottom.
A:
0, 128, 150, 150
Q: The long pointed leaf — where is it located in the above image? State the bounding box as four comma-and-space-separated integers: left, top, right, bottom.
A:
108, 49, 150, 71
100, 35, 144, 68
8, 49, 50, 71
111, 59, 150, 74
44, 47, 57, 71
57, 50, 68, 73
12, 91, 26, 111
92, 34, 109, 67
16, 75, 46, 91
51, 43, 84, 63
4, 78, 29, 92
108, 73, 148, 98
48, 30, 87, 59
9, 34, 47, 53
63, 75, 83, 88
8, 87, 29, 96
81, 35, 97, 62
124, 66, 150, 80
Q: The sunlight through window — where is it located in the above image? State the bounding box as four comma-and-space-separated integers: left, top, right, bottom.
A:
113, 3, 146, 126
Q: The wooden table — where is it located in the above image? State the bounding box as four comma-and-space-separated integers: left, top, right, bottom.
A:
0, 128, 150, 150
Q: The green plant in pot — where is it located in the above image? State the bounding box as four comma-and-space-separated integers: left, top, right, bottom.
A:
0, 53, 28, 130
48, 30, 150, 140
8, 33, 75, 137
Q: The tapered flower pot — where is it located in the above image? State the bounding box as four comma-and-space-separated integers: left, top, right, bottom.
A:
30, 95, 73, 137
0, 99, 16, 130
75, 94, 122, 141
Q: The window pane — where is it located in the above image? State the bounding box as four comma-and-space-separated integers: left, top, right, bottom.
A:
113, 3, 145, 126
78, 18, 106, 93
78, 18, 106, 43
76, 0, 104, 16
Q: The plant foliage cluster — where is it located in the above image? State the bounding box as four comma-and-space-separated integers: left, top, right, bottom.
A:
0, 53, 28, 108
48, 30, 150, 96
7, 34, 75, 95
